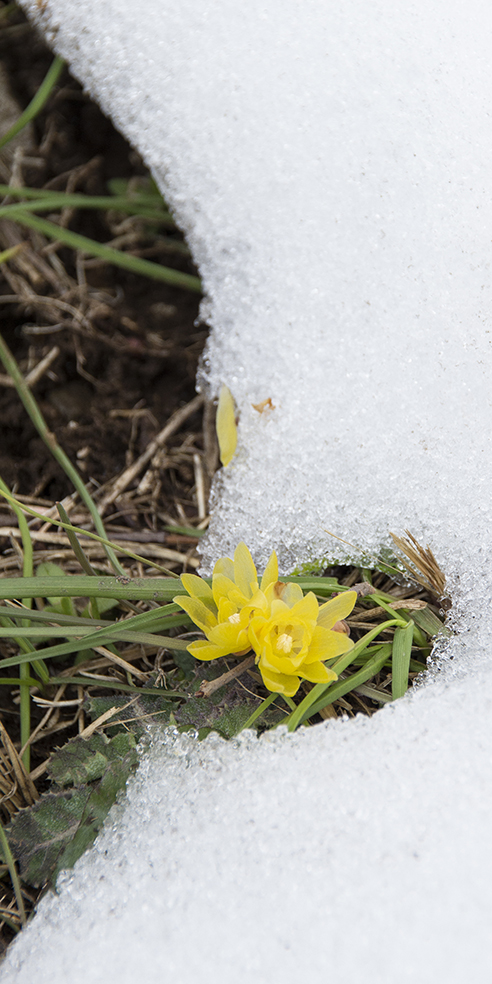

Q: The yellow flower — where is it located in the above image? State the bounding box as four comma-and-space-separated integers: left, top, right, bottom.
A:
173, 542, 278, 661
173, 542, 357, 697
249, 583, 357, 696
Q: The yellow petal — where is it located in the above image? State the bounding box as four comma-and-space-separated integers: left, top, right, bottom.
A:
187, 639, 228, 661
233, 542, 258, 598
258, 660, 301, 696
260, 550, 279, 591
263, 650, 305, 674
173, 595, 216, 632
317, 590, 357, 629
304, 625, 354, 662
212, 572, 238, 607
180, 573, 215, 612
208, 621, 250, 654
287, 591, 319, 625
275, 581, 304, 608
213, 555, 235, 580
299, 661, 337, 685
216, 385, 237, 467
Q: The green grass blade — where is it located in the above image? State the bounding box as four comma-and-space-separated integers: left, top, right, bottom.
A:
0, 185, 175, 225
0, 574, 186, 602
285, 618, 405, 732
278, 576, 343, 594
56, 501, 98, 578
0, 677, 40, 687
48, 676, 189, 696
7, 211, 202, 293
0, 55, 64, 152
411, 606, 451, 638
0, 820, 26, 926
298, 645, 393, 724
0, 626, 183, 641
0, 601, 184, 625
0, 629, 189, 671
0, 477, 34, 767
0, 244, 23, 264
240, 692, 279, 731
0, 335, 126, 575
0, 486, 179, 575
391, 621, 415, 699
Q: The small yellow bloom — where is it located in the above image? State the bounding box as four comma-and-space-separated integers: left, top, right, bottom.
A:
173, 542, 357, 698
249, 584, 356, 696
173, 542, 278, 661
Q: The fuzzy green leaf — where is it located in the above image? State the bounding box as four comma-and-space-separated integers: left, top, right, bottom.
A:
6, 732, 138, 887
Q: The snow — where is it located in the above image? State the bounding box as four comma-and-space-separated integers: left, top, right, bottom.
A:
4, 681, 492, 984
5, 0, 492, 980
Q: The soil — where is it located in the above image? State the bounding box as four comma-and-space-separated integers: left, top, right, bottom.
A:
0, 6, 205, 505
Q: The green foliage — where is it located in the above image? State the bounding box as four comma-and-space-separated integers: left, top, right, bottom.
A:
5, 733, 138, 888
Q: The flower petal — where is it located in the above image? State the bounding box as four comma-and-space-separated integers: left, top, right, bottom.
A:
299, 661, 337, 684
274, 580, 304, 608
304, 625, 353, 662
208, 621, 250, 654
260, 550, 279, 591
212, 572, 238, 607
173, 594, 217, 632
258, 660, 300, 696
287, 591, 319, 625
233, 542, 259, 598
179, 573, 215, 613
317, 590, 357, 628
213, 555, 235, 581
187, 639, 229, 661
216, 385, 237, 467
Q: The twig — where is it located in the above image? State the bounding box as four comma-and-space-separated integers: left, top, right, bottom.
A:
0, 345, 59, 388
0, 722, 38, 805
77, 696, 139, 739
196, 654, 256, 698
92, 645, 147, 681
193, 452, 207, 520
96, 393, 204, 514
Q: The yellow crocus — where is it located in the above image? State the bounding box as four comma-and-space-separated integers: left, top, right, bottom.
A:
173, 542, 278, 661
250, 586, 357, 696
173, 542, 357, 698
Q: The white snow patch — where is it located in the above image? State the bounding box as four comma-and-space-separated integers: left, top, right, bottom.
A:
6, 0, 492, 980
4, 667, 492, 984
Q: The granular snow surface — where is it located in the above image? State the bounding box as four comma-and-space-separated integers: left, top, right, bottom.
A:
5, 0, 492, 980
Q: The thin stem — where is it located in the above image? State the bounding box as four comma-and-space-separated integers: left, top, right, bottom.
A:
0, 334, 126, 575
0, 55, 64, 151
0, 186, 175, 225
0, 486, 179, 575
196, 654, 256, 697
240, 691, 279, 731
0, 477, 33, 769
0, 821, 26, 927
5, 211, 202, 293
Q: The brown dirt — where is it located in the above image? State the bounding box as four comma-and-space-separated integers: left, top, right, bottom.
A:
0, 6, 205, 506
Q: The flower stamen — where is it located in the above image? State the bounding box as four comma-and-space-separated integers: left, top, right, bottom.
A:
276, 632, 294, 653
